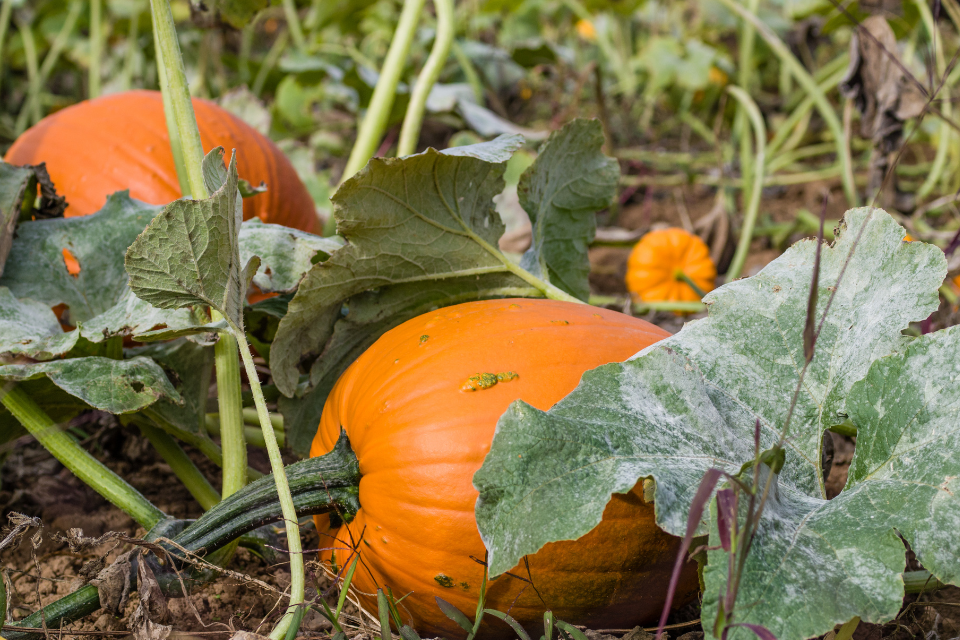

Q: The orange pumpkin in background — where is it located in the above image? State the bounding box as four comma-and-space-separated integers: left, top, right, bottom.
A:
5, 90, 319, 234
311, 299, 700, 638
626, 227, 716, 302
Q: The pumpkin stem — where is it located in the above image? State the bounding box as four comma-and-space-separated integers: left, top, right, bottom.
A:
673, 269, 708, 299
174, 431, 361, 555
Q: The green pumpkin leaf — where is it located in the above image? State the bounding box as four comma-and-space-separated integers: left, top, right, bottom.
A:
125, 150, 247, 327
1, 192, 162, 323
475, 208, 949, 640
0, 191, 204, 347
268, 134, 537, 396
239, 219, 344, 294
270, 129, 617, 398
518, 120, 618, 301
0, 356, 181, 414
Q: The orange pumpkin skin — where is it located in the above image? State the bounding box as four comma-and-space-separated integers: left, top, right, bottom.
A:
311, 299, 700, 637
5, 90, 318, 234
626, 228, 716, 302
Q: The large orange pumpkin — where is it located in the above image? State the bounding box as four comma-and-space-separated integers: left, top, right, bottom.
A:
5, 90, 318, 233
311, 299, 700, 637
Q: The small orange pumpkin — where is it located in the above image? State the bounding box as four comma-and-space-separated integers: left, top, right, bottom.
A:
311, 299, 700, 638
5, 90, 319, 234
626, 228, 716, 302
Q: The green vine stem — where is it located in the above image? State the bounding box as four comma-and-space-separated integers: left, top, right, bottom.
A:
14, 19, 40, 136
89, 0, 102, 98
397, 0, 454, 157
227, 318, 308, 640
766, 64, 847, 159
143, 410, 264, 482
150, 0, 205, 199
150, 8, 190, 196
151, 7, 307, 634
212, 320, 248, 500
121, 4, 141, 90
151, 0, 248, 507
712, 0, 859, 208
341, 0, 427, 182
281, 0, 306, 53
138, 420, 220, 510
206, 413, 285, 448
915, 0, 953, 200
14, 0, 82, 134
734, 0, 759, 195
0, 0, 13, 98
724, 85, 766, 282
251, 29, 289, 98
451, 40, 484, 103
0, 383, 166, 529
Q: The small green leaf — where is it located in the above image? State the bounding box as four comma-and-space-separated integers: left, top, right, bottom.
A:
269, 134, 531, 396
0, 357, 181, 414
125, 150, 246, 326
518, 119, 618, 301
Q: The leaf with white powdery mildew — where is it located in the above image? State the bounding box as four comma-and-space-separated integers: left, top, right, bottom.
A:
703, 324, 960, 640
475, 208, 948, 640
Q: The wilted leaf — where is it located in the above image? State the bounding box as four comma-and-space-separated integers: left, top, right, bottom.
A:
125, 151, 248, 327
518, 120, 618, 301
0, 192, 160, 323
269, 134, 536, 396
0, 357, 181, 414
474, 208, 948, 636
